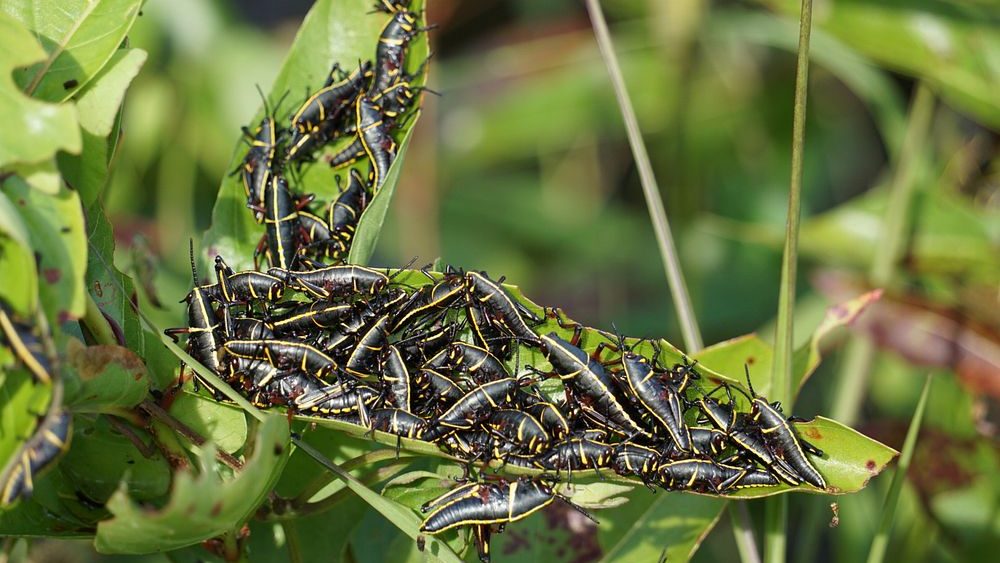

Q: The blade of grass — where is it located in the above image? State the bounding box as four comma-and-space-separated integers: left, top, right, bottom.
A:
584, 0, 702, 352
766, 0, 814, 561
290, 437, 463, 563
584, 1, 763, 561
866, 374, 932, 563
830, 82, 935, 426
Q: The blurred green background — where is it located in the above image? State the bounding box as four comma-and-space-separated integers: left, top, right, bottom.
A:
57, 0, 1000, 561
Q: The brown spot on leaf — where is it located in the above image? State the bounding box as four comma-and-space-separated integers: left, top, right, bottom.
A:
865, 460, 877, 473
803, 427, 822, 440
93, 281, 103, 297
58, 310, 72, 324
63, 79, 78, 90
746, 356, 756, 365
67, 342, 147, 382
210, 501, 223, 517
273, 442, 285, 456
43, 268, 61, 283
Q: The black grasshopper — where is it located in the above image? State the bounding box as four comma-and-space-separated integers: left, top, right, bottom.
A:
463, 271, 542, 347
693, 386, 802, 486
0, 304, 54, 384
537, 332, 647, 438
269, 264, 389, 300
1, 409, 72, 505
743, 373, 826, 489
222, 339, 338, 381
432, 378, 520, 433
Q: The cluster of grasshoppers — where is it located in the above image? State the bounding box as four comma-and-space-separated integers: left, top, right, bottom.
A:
0, 304, 72, 507
168, 2, 828, 560
168, 256, 827, 560
236, 0, 430, 269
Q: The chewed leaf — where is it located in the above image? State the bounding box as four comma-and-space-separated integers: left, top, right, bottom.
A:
64, 339, 150, 412
94, 415, 289, 554
7, 0, 144, 103
0, 12, 80, 168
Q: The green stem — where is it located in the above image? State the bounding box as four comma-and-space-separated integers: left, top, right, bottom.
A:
291, 449, 416, 507
283, 521, 303, 563
731, 503, 762, 563
866, 374, 932, 563
82, 291, 117, 346
830, 83, 934, 425
585, 0, 703, 352
766, 1, 813, 562
288, 460, 413, 520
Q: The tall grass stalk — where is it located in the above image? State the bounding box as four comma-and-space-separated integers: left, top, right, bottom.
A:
866, 375, 932, 563
584, 0, 702, 352
765, 0, 813, 561
830, 83, 934, 426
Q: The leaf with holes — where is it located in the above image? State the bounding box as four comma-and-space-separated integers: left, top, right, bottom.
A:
5, 0, 144, 103
94, 414, 289, 554
0, 12, 80, 168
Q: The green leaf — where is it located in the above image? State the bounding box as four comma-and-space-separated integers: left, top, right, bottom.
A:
792, 289, 883, 392
271, 271, 898, 501
202, 0, 429, 271
1, 176, 88, 323
0, 455, 104, 536
766, 0, 1000, 129
800, 188, 1000, 282
0, 12, 80, 168
245, 499, 371, 563
347, 122, 417, 265
560, 481, 636, 511
694, 334, 776, 395
94, 414, 290, 554
0, 191, 39, 315
64, 340, 150, 412
597, 493, 726, 562
168, 393, 248, 455
0, 370, 53, 486
75, 48, 147, 136
58, 414, 171, 504
4, 0, 145, 103
60, 47, 147, 206
724, 417, 898, 499
84, 200, 145, 354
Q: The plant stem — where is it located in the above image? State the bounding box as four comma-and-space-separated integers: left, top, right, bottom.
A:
830, 82, 934, 426
731, 503, 762, 563
283, 521, 303, 563
584, 0, 703, 352
867, 374, 932, 563
291, 449, 416, 508
82, 292, 118, 346
766, 0, 814, 561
